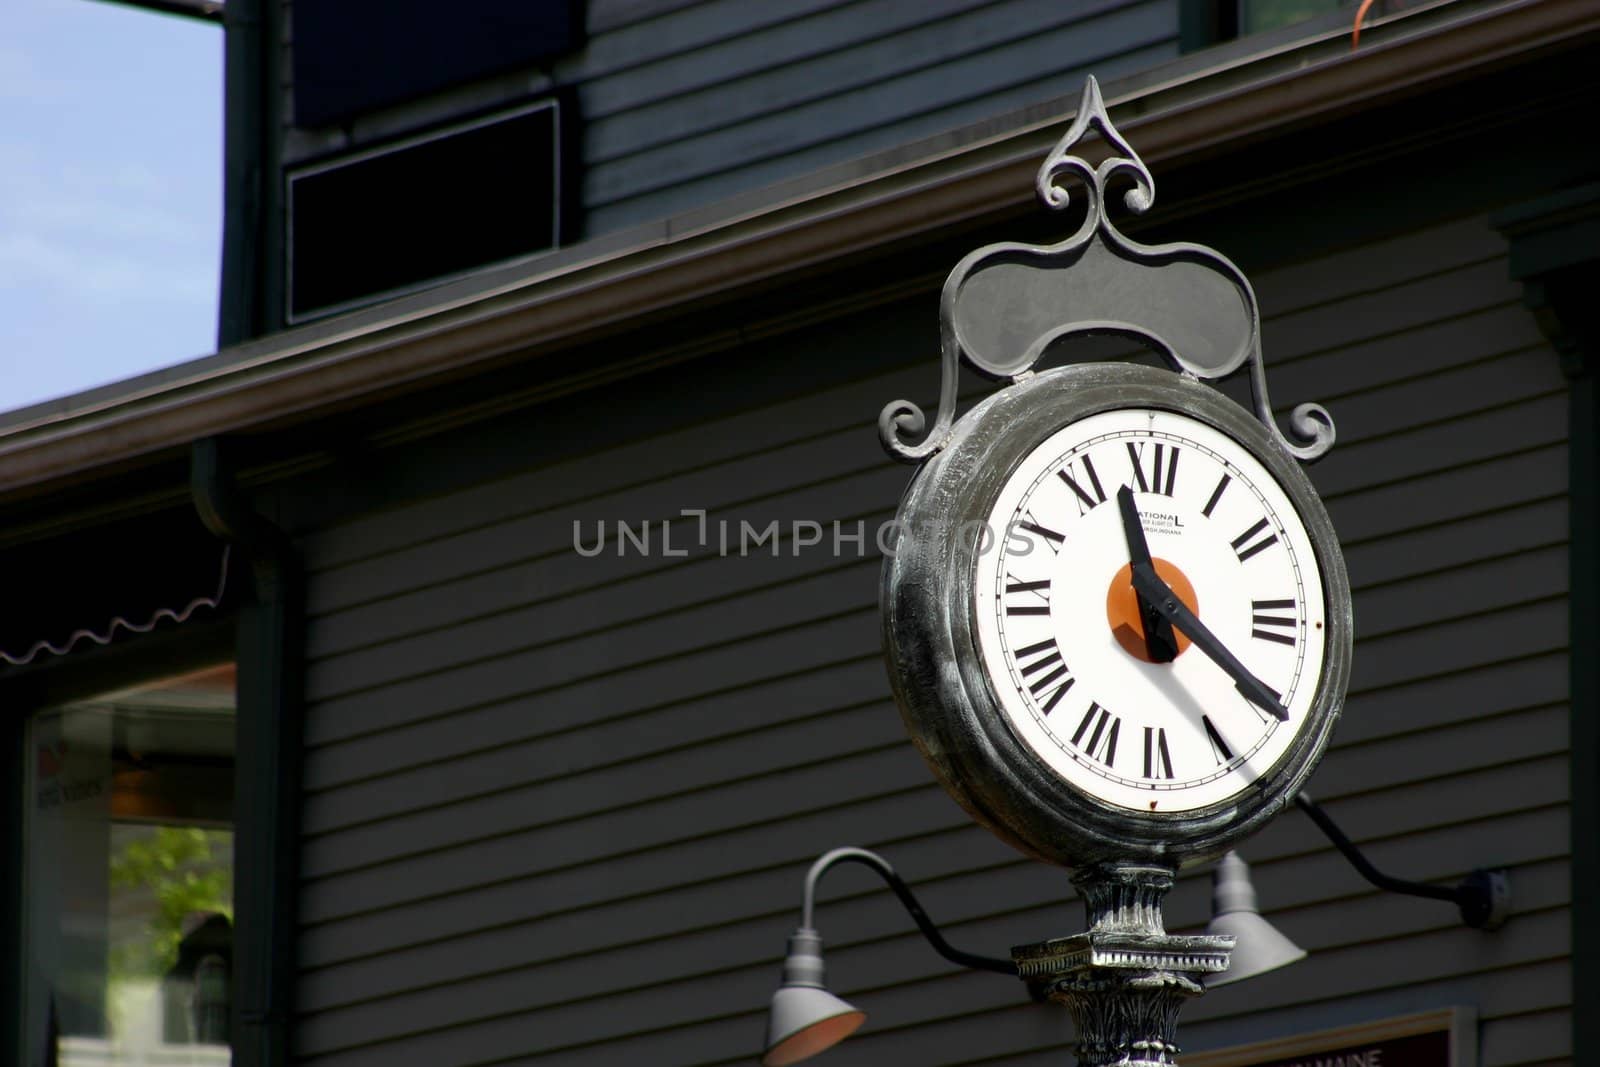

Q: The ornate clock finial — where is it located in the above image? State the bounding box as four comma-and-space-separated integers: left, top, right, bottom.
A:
1035, 74, 1155, 221
878, 77, 1336, 466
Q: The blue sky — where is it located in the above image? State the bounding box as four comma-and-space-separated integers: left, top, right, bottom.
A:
1, 0, 221, 415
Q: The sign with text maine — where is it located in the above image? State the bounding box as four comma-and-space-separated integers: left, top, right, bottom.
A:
1183, 1010, 1475, 1067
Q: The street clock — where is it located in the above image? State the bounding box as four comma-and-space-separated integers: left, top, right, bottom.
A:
878, 79, 1352, 871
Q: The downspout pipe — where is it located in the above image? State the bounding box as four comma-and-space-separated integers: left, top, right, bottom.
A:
192, 437, 302, 1067
219, 0, 284, 345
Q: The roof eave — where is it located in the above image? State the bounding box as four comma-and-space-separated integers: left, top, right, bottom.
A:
1, 0, 1594, 498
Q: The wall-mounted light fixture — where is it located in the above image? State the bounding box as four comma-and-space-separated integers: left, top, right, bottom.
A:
763, 927, 865, 1067
1203, 852, 1306, 988
761, 847, 1016, 1066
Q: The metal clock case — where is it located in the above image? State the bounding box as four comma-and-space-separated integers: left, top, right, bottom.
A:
881, 361, 1352, 869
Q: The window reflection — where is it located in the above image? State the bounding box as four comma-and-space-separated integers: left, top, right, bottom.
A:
1239, 0, 1347, 35
25, 665, 235, 1067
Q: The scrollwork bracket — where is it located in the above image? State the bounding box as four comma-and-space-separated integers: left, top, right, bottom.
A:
879, 76, 1335, 465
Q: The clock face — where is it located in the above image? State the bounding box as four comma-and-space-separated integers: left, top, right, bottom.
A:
882, 363, 1351, 866
970, 406, 1328, 813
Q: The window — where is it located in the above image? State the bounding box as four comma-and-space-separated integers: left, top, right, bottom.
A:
1239, 0, 1346, 34
286, 98, 568, 321
1180, 0, 1357, 51
23, 665, 236, 1067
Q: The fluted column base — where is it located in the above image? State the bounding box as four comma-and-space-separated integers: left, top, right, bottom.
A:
1012, 863, 1233, 1066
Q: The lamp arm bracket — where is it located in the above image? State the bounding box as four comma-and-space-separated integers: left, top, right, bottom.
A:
800, 847, 1018, 976
1295, 794, 1511, 930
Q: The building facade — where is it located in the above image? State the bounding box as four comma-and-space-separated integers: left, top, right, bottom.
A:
3, 2, 1597, 1066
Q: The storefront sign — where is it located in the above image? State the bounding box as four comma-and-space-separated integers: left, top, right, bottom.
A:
1184, 1009, 1475, 1067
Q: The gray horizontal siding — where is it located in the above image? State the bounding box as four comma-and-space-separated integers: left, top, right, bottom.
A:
290, 214, 1570, 1065
279, 0, 1179, 237
581, 0, 1040, 119
580, 1, 1178, 230
290, 707, 1568, 1007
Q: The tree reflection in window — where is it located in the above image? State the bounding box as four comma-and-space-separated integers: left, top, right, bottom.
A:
25, 664, 235, 1067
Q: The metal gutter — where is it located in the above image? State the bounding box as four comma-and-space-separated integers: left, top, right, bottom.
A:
0, 0, 1595, 498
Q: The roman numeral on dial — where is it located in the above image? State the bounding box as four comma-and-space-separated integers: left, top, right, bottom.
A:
1202, 473, 1232, 517
1070, 702, 1120, 766
1127, 441, 1179, 496
1202, 715, 1234, 765
1058, 454, 1107, 515
1017, 510, 1065, 553
1251, 598, 1298, 645
1143, 726, 1175, 779
1004, 574, 1051, 616
1014, 638, 1074, 713
1231, 517, 1279, 562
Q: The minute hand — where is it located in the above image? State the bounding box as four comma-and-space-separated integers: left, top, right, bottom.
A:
1128, 563, 1290, 722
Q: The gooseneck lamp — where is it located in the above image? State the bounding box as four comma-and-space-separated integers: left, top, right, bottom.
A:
1206, 797, 1512, 987
761, 847, 1016, 1066
762, 928, 866, 1067
1203, 852, 1307, 988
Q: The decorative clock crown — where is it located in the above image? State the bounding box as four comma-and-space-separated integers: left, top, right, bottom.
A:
878, 76, 1335, 466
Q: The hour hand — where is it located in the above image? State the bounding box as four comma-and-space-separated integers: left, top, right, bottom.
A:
1115, 486, 1179, 663
1120, 489, 1184, 662
1127, 564, 1290, 722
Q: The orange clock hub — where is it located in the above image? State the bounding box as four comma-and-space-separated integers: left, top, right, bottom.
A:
1105, 559, 1197, 662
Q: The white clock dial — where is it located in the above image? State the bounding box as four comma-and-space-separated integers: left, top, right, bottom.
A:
971, 407, 1328, 813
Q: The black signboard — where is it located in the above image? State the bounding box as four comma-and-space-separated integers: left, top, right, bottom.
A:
286, 99, 568, 321
1239, 1029, 1450, 1067
1185, 1010, 1471, 1067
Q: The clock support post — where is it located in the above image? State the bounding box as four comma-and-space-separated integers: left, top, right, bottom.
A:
1013, 864, 1232, 1066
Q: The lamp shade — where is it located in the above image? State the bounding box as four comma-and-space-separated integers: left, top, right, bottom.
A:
762, 985, 866, 1067
761, 929, 866, 1067
1204, 851, 1306, 988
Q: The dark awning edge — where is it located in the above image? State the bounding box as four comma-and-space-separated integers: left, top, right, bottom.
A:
0, 545, 231, 668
